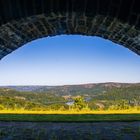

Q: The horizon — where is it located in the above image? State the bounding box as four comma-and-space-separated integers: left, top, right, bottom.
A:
0, 35, 140, 85
1, 81, 140, 87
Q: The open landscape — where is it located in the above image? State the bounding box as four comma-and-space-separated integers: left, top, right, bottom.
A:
0, 83, 140, 139
0, 83, 140, 121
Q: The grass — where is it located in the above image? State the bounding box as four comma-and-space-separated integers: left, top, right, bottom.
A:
0, 114, 140, 122
0, 110, 140, 122
1, 109, 140, 114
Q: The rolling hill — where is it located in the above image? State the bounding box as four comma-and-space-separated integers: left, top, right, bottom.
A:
0, 83, 140, 110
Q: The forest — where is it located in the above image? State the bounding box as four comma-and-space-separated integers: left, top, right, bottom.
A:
0, 83, 140, 112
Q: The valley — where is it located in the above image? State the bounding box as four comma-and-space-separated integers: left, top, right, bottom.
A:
0, 82, 140, 112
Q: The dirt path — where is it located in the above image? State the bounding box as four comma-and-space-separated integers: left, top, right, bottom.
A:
0, 122, 140, 140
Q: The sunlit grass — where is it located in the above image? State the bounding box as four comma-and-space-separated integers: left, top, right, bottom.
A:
0, 109, 140, 121
1, 109, 140, 114
1, 108, 140, 122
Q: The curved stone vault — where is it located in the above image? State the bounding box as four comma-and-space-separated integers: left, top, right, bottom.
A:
0, 0, 140, 59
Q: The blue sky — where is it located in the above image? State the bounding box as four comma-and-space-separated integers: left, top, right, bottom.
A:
0, 35, 140, 86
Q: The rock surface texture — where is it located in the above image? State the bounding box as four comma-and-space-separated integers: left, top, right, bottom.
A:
0, 0, 140, 59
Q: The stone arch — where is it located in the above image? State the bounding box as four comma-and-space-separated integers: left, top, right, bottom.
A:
0, 0, 139, 59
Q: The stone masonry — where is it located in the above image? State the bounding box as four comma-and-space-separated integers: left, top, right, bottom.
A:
0, 0, 139, 59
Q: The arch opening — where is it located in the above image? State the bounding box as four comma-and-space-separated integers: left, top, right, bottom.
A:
0, 34, 140, 116
0, 34, 140, 86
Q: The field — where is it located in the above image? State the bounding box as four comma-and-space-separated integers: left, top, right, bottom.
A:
0, 110, 140, 122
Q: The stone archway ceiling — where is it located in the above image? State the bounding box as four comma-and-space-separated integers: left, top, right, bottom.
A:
0, 0, 139, 59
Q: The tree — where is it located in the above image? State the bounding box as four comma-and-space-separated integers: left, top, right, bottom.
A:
73, 97, 87, 110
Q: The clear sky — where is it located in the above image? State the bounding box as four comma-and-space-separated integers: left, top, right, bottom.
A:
0, 35, 140, 86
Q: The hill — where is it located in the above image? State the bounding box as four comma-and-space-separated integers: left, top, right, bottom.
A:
0, 82, 140, 111
1, 82, 140, 96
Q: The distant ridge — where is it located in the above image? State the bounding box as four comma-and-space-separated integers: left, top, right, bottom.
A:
1, 82, 140, 93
